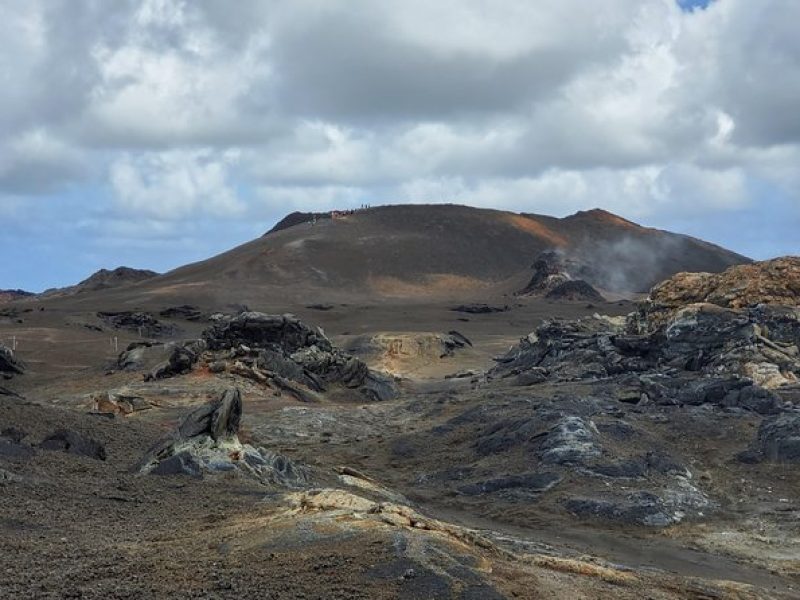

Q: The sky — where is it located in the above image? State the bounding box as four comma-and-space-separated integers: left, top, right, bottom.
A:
1, 0, 799, 291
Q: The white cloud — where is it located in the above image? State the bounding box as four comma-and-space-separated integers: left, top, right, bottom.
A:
0, 0, 798, 259
256, 184, 368, 214
83, 3, 274, 148
399, 165, 749, 219
110, 149, 243, 219
0, 128, 87, 193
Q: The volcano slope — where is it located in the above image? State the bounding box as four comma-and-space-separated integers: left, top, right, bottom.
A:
3, 208, 796, 599
36, 204, 748, 312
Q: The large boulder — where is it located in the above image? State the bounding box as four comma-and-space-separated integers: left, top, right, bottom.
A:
178, 387, 242, 441
750, 304, 800, 346
752, 412, 800, 462
135, 387, 309, 486
204, 312, 332, 353
661, 304, 755, 358
116, 341, 162, 371
145, 340, 207, 381
0, 344, 23, 379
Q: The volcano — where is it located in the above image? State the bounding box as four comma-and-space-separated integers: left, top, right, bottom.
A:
51, 204, 748, 309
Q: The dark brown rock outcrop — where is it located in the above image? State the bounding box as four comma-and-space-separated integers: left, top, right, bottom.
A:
98, 311, 179, 338
518, 251, 605, 301
204, 312, 333, 354
450, 304, 508, 314
144, 340, 206, 381
0, 289, 35, 303
202, 312, 397, 402
42, 266, 159, 298
645, 256, 800, 315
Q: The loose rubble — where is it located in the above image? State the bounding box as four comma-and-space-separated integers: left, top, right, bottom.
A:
91, 389, 152, 415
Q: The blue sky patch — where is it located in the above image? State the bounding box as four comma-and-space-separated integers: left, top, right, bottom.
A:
677, 0, 714, 11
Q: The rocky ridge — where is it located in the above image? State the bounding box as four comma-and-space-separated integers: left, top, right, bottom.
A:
42, 266, 159, 298
647, 256, 800, 311
497, 258, 800, 396
0, 289, 35, 303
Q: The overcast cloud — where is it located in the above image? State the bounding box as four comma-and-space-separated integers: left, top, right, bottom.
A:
1, 0, 799, 290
